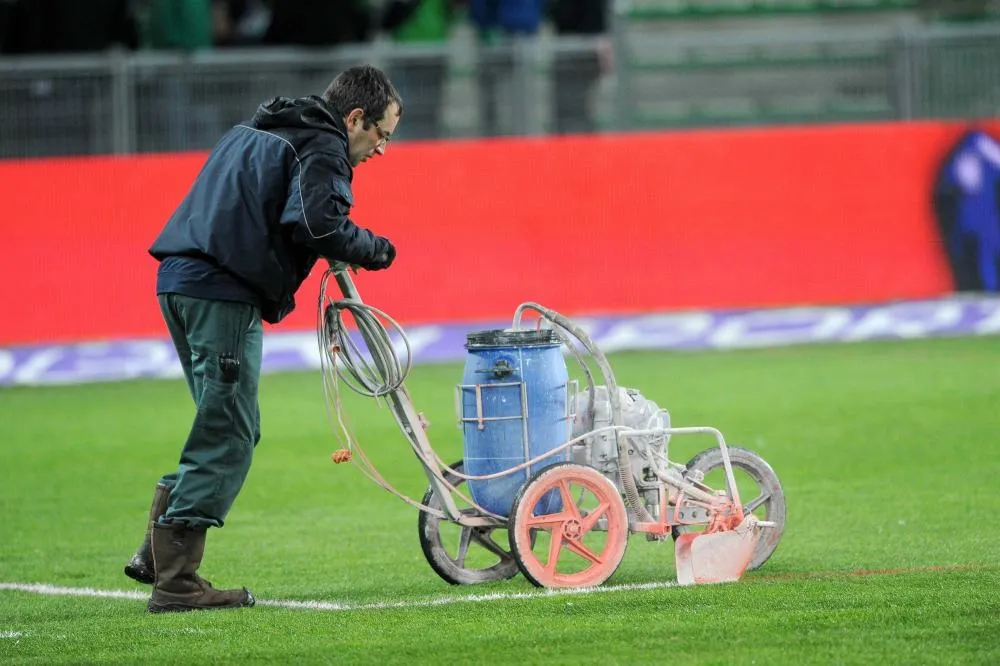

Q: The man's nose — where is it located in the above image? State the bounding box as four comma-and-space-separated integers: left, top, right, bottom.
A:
374, 144, 386, 157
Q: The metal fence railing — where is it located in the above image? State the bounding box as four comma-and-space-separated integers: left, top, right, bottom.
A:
616, 19, 1000, 129
0, 20, 998, 159
905, 22, 1000, 119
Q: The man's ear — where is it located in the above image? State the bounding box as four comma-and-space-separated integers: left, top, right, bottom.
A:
345, 108, 365, 129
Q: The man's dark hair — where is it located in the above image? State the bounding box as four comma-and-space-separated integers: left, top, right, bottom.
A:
322, 64, 403, 128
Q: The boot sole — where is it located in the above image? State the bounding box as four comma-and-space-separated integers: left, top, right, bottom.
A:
147, 590, 256, 613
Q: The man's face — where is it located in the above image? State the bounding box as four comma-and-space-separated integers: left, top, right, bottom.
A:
345, 102, 400, 167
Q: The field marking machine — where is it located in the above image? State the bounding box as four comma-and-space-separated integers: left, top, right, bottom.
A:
318, 265, 786, 589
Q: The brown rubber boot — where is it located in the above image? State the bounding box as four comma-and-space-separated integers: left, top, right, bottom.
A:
147, 522, 255, 613
124, 483, 171, 584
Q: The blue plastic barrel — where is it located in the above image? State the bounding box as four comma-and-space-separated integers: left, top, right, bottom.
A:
460, 329, 569, 517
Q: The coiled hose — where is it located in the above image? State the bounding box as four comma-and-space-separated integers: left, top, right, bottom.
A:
317, 270, 412, 398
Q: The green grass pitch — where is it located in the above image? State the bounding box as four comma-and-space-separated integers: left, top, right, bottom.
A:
1, 336, 998, 664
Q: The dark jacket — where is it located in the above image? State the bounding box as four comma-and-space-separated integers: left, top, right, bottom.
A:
149, 96, 389, 324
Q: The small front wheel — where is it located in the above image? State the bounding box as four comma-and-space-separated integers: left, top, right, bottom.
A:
509, 463, 629, 588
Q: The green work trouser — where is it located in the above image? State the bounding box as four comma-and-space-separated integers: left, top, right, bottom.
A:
157, 293, 263, 529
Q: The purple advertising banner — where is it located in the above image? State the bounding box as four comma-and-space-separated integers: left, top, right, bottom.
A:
2, 296, 998, 387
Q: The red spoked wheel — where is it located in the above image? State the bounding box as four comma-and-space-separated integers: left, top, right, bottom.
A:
508, 463, 629, 588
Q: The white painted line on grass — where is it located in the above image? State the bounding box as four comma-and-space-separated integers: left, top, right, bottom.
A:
1, 631, 24, 638
259, 580, 680, 612
0, 579, 678, 613
0, 582, 146, 601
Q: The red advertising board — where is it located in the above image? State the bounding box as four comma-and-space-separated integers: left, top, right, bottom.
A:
1, 120, 994, 346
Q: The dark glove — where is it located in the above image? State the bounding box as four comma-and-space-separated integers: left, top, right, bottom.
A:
362, 237, 396, 271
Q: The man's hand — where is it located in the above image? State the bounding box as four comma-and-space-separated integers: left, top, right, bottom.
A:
361, 237, 396, 271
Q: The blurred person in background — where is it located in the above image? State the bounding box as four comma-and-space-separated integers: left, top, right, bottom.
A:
213, 0, 271, 47
0, 0, 138, 54
382, 0, 458, 140
137, 0, 215, 51
262, 0, 375, 128
149, 0, 270, 49
0, 0, 13, 53
468, 0, 543, 137
134, 0, 223, 151
0, 0, 138, 156
549, 0, 609, 135
264, 0, 372, 46
125, 65, 402, 613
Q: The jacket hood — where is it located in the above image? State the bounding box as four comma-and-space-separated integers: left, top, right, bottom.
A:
251, 95, 347, 136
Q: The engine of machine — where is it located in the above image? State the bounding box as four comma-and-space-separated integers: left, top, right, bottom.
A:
570, 386, 671, 501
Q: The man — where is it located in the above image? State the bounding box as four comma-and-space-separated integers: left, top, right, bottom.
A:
124, 64, 402, 613
549, 0, 609, 135
468, 0, 543, 137
383, 0, 457, 141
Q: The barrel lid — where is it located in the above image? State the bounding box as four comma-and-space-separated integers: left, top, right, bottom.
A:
465, 329, 560, 348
